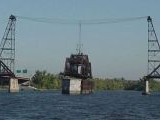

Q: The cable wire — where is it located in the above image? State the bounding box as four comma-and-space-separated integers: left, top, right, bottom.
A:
16, 15, 148, 25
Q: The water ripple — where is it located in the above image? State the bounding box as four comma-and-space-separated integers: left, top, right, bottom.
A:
0, 90, 160, 120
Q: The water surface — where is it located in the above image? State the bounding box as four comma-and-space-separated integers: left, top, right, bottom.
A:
0, 90, 160, 120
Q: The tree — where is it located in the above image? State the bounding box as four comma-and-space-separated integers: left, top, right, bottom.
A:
31, 70, 61, 89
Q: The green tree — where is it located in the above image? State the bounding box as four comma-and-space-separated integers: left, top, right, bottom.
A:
31, 70, 61, 89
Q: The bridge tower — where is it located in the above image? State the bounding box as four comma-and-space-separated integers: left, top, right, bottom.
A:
0, 15, 19, 92
143, 16, 160, 95
0, 15, 16, 73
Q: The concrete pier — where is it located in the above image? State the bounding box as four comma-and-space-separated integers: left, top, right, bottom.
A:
62, 78, 81, 94
9, 78, 19, 93
81, 79, 94, 94
142, 80, 150, 95
62, 78, 93, 95
145, 80, 149, 93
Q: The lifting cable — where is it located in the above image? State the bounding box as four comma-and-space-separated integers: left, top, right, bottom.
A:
15, 15, 148, 25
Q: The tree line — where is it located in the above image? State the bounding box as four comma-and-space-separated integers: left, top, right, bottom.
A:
31, 70, 61, 89
31, 70, 160, 91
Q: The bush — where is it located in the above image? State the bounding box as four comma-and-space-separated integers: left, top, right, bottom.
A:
31, 70, 61, 89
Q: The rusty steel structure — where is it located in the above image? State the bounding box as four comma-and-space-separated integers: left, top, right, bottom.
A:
64, 22, 92, 79
62, 22, 94, 94
64, 53, 92, 79
63, 53, 93, 94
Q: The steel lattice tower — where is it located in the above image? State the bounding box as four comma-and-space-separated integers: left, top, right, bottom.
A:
147, 16, 160, 78
0, 15, 16, 73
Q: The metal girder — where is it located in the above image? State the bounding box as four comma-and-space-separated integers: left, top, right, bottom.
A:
0, 60, 15, 77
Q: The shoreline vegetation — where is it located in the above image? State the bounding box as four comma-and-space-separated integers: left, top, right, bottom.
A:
31, 70, 160, 91
1, 70, 160, 91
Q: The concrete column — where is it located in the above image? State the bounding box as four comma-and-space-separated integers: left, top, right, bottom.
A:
145, 80, 149, 94
62, 78, 81, 94
142, 79, 150, 95
9, 78, 19, 93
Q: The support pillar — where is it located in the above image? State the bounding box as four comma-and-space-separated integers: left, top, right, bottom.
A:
145, 80, 149, 94
142, 79, 150, 95
9, 78, 19, 93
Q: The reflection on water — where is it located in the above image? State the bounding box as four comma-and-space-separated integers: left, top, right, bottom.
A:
0, 90, 160, 120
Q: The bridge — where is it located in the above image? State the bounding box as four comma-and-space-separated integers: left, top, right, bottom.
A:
1, 15, 159, 94
0, 15, 29, 92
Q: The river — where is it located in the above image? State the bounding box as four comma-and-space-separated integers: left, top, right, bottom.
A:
0, 90, 160, 120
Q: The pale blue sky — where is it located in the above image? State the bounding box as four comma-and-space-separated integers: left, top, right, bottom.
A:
0, 0, 160, 79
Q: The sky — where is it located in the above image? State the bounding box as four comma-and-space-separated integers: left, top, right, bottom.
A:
0, 0, 160, 80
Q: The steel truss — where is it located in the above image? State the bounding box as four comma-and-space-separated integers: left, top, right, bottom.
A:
0, 15, 16, 74
147, 16, 160, 79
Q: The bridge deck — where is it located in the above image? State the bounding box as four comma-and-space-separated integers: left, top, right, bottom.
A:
0, 76, 29, 85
